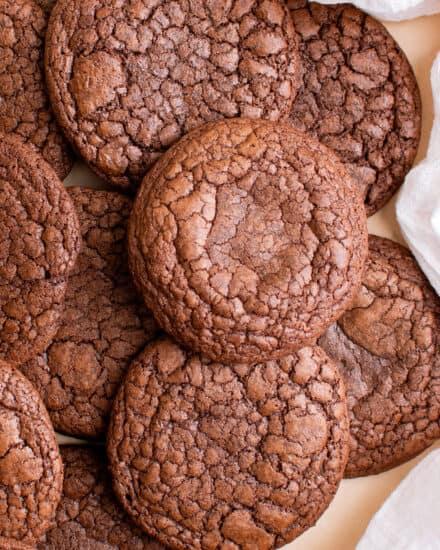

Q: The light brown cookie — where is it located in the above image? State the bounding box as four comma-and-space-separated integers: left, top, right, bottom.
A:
40, 446, 165, 550
319, 236, 440, 476
128, 118, 368, 363
20, 188, 157, 438
0, 361, 63, 544
0, 0, 73, 179
288, 2, 421, 215
0, 135, 80, 365
108, 337, 349, 549
45, 0, 299, 189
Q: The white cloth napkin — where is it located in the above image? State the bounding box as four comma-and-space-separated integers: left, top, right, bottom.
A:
318, 0, 440, 20
357, 450, 440, 549
396, 54, 440, 295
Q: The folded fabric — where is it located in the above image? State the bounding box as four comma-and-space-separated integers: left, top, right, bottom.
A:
397, 54, 440, 295
357, 450, 440, 549
318, 0, 440, 20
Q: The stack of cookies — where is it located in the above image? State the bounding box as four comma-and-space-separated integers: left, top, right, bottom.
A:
0, 0, 438, 549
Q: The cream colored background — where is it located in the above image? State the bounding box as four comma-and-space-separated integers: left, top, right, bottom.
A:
57, 12, 440, 550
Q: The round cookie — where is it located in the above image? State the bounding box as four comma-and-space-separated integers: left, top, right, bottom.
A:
0, 135, 80, 365
40, 446, 164, 550
19, 188, 158, 438
108, 337, 349, 550
319, 236, 440, 477
0, 538, 34, 550
288, 2, 421, 216
45, 0, 299, 189
0, 361, 63, 543
0, 0, 73, 179
128, 118, 368, 363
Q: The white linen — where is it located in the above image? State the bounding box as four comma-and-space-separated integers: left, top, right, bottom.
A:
318, 0, 440, 21
357, 450, 440, 549
396, 54, 440, 295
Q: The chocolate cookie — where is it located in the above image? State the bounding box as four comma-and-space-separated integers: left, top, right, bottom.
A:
40, 446, 164, 550
319, 236, 440, 477
0, 135, 80, 365
0, 538, 33, 550
45, 0, 299, 189
128, 118, 368, 363
19, 188, 157, 438
108, 337, 349, 549
0, 361, 63, 543
0, 0, 73, 179
288, 2, 421, 216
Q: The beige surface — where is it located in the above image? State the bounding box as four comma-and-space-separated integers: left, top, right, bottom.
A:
57, 12, 440, 550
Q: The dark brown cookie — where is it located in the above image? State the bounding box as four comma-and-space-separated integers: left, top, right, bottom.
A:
40, 446, 165, 550
19, 188, 157, 438
108, 337, 349, 550
128, 118, 368, 363
0, 361, 63, 544
0, 538, 34, 550
0, 0, 73, 179
319, 236, 440, 477
0, 135, 80, 365
45, 0, 299, 189
288, 2, 421, 216
34, 0, 56, 13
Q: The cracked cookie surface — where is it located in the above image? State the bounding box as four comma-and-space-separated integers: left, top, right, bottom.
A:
0, 135, 80, 365
108, 337, 349, 550
19, 188, 158, 438
129, 118, 368, 363
40, 446, 165, 550
0, 538, 33, 550
319, 236, 440, 477
0, 360, 63, 544
288, 2, 421, 216
0, 0, 73, 179
45, 0, 299, 189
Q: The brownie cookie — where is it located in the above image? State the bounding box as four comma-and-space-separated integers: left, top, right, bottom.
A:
0, 0, 73, 179
45, 0, 299, 189
0, 538, 34, 550
128, 118, 368, 363
19, 188, 157, 438
319, 236, 440, 477
0, 361, 63, 543
0, 135, 80, 365
40, 446, 164, 550
288, 2, 421, 216
108, 337, 349, 549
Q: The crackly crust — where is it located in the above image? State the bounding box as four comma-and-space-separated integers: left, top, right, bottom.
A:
319, 236, 440, 477
0, 0, 73, 179
128, 118, 368, 363
40, 446, 165, 549
45, 0, 299, 189
19, 188, 158, 438
0, 134, 80, 364
107, 337, 349, 550
0, 537, 34, 550
0, 361, 63, 544
288, 2, 421, 216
